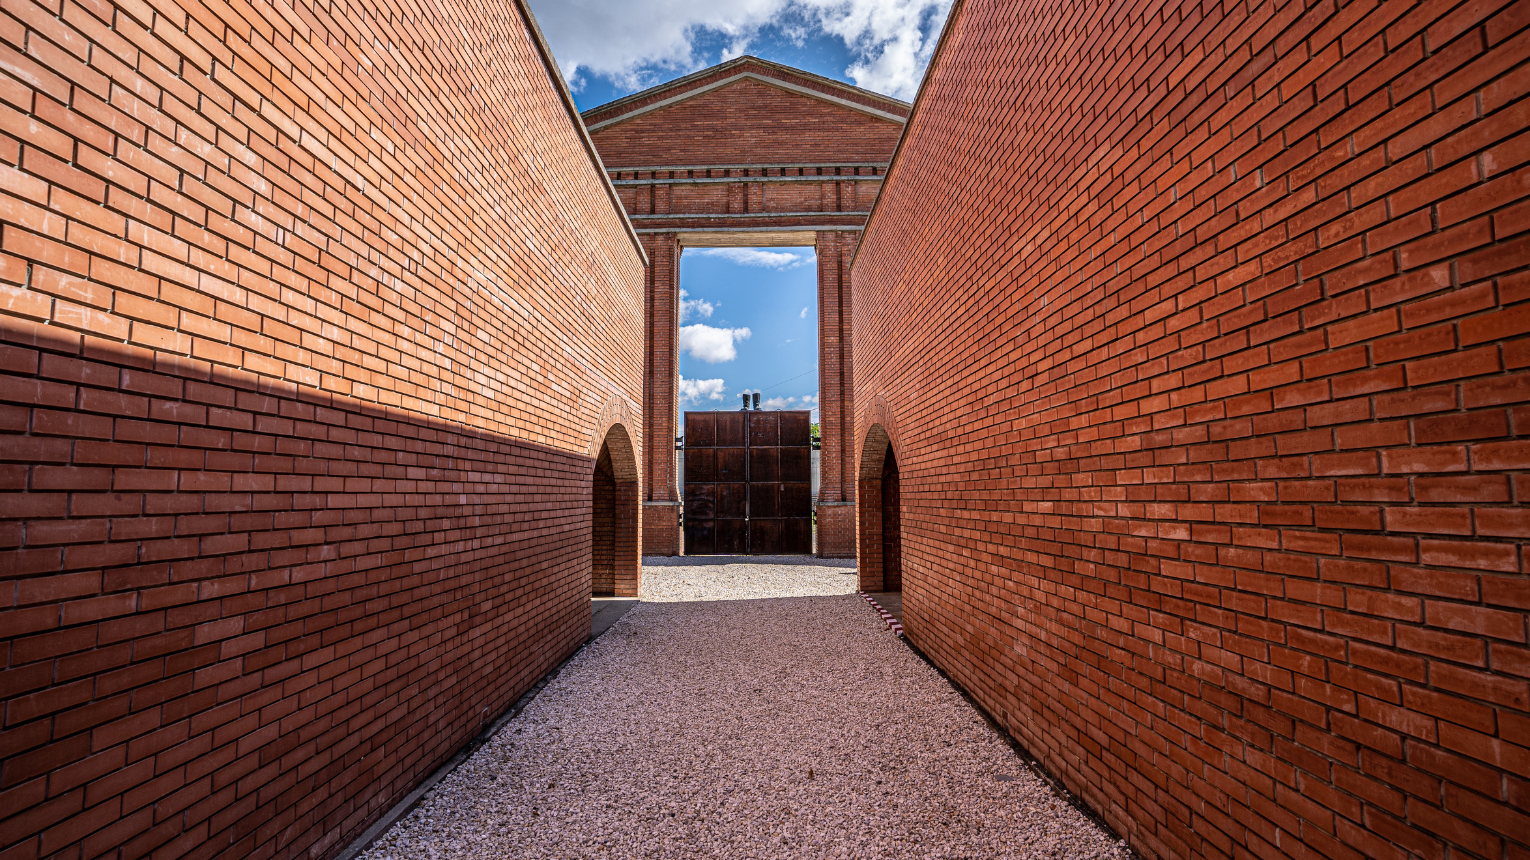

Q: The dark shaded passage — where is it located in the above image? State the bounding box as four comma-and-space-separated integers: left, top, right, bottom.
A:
593, 442, 616, 596
881, 447, 901, 592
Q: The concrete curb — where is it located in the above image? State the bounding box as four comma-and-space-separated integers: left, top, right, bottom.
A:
859, 592, 903, 636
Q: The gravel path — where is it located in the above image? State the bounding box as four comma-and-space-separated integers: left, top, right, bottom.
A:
360, 560, 1128, 860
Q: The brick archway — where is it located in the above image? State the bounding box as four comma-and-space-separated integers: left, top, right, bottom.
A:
593, 422, 641, 596
582, 56, 910, 556
856, 422, 900, 592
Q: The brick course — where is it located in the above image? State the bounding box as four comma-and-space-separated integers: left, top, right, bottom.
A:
0, 0, 643, 856
853, 0, 1530, 858
584, 57, 908, 166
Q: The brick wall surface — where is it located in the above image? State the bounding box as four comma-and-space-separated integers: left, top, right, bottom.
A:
580, 57, 909, 131
853, 0, 1530, 858
584, 58, 907, 168
589, 79, 902, 168
0, 0, 644, 856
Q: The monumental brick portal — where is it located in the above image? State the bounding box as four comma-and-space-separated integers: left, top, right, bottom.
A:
854, 1, 1530, 859
582, 57, 908, 556
0, 0, 644, 857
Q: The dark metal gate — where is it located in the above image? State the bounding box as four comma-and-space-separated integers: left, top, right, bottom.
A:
683, 410, 813, 555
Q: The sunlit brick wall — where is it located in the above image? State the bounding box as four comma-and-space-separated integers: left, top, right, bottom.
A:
0, 0, 644, 856
853, 1, 1530, 858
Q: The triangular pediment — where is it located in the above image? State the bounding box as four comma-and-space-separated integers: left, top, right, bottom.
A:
583, 57, 909, 132
583, 58, 909, 168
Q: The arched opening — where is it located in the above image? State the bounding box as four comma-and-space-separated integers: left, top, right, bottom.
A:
880, 446, 901, 592
592, 423, 641, 597
592, 443, 617, 596
856, 423, 900, 593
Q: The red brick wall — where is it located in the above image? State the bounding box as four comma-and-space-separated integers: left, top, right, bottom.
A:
0, 0, 644, 856
853, 1, 1530, 858
589, 79, 904, 167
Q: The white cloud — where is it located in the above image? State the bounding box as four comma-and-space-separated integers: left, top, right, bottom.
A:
815, 1, 949, 99
689, 248, 813, 270
529, 0, 782, 92
679, 376, 728, 403
530, 1, 951, 100
680, 324, 752, 363
679, 289, 715, 323
800, 307, 808, 318
762, 392, 819, 410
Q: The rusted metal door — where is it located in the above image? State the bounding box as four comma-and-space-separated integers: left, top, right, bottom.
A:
684, 410, 812, 555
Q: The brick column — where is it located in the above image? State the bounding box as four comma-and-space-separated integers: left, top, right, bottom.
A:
642, 233, 681, 555
815, 231, 857, 557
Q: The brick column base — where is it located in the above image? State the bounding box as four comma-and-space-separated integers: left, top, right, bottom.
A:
816, 503, 856, 558
643, 502, 679, 556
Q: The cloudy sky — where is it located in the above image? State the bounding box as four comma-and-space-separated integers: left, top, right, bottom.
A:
526, 0, 954, 108
676, 248, 820, 421
524, 0, 954, 425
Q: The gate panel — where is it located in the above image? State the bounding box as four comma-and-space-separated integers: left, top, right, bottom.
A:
683, 409, 813, 555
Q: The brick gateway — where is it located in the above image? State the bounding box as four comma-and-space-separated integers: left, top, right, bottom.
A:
581, 57, 910, 557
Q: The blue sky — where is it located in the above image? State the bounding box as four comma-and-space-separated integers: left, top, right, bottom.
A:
524, 0, 954, 423
563, 26, 858, 113
677, 248, 820, 419
526, 0, 953, 108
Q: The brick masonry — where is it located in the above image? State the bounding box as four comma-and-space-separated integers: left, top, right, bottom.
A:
585, 58, 905, 557
583, 57, 909, 167
853, 0, 1530, 858
0, 0, 644, 857
640, 232, 680, 556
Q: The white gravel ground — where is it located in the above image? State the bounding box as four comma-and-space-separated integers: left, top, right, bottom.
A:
360, 560, 1129, 860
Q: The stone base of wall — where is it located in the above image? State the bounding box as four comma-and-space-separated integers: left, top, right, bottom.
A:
642, 503, 680, 556
816, 503, 857, 559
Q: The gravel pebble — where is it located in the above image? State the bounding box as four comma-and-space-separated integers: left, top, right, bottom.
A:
360, 561, 1128, 859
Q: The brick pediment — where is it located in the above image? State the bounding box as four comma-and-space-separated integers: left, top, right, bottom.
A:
584, 57, 908, 167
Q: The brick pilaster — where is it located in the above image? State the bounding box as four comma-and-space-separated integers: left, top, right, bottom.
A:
816, 230, 857, 557
642, 232, 682, 555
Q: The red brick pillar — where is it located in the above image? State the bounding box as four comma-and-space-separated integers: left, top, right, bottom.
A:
642, 233, 681, 555
816, 231, 857, 557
